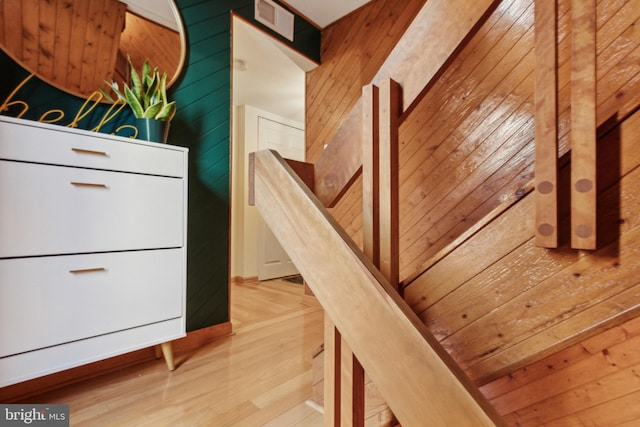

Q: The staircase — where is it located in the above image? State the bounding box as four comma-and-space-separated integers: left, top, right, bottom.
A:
251, 0, 640, 424
250, 149, 502, 426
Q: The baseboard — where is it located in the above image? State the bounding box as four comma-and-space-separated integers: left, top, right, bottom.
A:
172, 321, 233, 354
0, 322, 233, 403
230, 276, 259, 285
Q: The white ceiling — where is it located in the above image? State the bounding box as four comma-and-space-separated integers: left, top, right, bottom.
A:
232, 1, 373, 124
119, 1, 372, 123
123, 0, 180, 31
284, 0, 372, 29
232, 19, 314, 124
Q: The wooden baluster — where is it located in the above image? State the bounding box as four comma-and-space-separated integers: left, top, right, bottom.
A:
379, 78, 402, 293
534, 0, 559, 248
571, 0, 597, 249
340, 338, 365, 427
363, 84, 380, 268
357, 79, 403, 426
324, 317, 340, 427
325, 78, 403, 427
352, 83, 381, 427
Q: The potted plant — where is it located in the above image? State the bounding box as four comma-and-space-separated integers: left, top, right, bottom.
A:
101, 57, 176, 143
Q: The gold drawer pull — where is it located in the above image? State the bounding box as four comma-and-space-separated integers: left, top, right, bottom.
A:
69, 267, 106, 274
71, 148, 108, 157
71, 181, 108, 188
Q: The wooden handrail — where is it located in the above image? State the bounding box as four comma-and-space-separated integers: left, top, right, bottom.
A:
250, 149, 503, 426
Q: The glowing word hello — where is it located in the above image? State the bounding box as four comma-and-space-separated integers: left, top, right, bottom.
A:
0, 73, 138, 138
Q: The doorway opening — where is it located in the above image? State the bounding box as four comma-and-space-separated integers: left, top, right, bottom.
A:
230, 16, 317, 283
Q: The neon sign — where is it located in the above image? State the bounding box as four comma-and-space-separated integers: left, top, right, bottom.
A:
0, 73, 139, 138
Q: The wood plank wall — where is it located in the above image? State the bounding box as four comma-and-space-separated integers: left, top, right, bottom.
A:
306, 0, 427, 249
307, 0, 640, 423
0, 0, 127, 97
115, 12, 182, 87
482, 315, 640, 425
305, 0, 427, 163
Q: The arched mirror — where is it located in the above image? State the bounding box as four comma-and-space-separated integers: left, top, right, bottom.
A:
0, 0, 186, 99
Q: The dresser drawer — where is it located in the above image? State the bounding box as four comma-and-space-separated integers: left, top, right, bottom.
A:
0, 118, 185, 177
0, 161, 184, 258
0, 249, 184, 358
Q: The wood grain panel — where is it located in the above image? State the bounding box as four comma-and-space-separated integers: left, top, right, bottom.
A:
570, 0, 598, 249
309, 0, 640, 422
534, 0, 559, 248
416, 116, 640, 392
329, 176, 364, 248
66, 0, 90, 93
402, 0, 637, 274
0, 0, 22, 54
397, 0, 525, 151
0, 0, 158, 98
51, 0, 74, 87
362, 84, 380, 265
500, 341, 640, 425
544, 390, 640, 426
378, 78, 401, 289
306, 0, 425, 162
494, 333, 640, 416
80, 0, 106, 93
330, 178, 364, 230
306, 0, 394, 135
405, 106, 640, 382
309, 0, 495, 208
21, 0, 39, 69
38, 0, 56, 78
482, 316, 640, 425
398, 0, 536, 277
404, 187, 535, 316
310, 0, 426, 206
321, 0, 640, 288
325, 317, 340, 427
339, 338, 365, 427
119, 12, 182, 86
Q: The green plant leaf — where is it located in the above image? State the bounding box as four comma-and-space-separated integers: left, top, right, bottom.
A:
99, 87, 116, 103
155, 101, 176, 122
143, 72, 159, 110
143, 101, 163, 119
124, 84, 144, 118
128, 56, 143, 100
159, 72, 169, 105
100, 56, 177, 123
101, 80, 126, 102
141, 60, 152, 83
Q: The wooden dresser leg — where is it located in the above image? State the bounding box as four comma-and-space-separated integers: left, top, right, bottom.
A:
160, 342, 176, 371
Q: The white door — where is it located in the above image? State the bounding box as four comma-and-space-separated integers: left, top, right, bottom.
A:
257, 116, 305, 280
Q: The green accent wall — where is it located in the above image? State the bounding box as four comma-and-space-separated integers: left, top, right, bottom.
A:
172, 0, 319, 330
0, 1, 319, 332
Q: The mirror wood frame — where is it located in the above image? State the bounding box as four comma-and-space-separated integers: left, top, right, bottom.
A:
0, 0, 186, 100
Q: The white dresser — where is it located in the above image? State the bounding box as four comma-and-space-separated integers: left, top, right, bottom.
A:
0, 116, 188, 387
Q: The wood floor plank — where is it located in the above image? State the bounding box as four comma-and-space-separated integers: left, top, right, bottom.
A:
13, 279, 324, 426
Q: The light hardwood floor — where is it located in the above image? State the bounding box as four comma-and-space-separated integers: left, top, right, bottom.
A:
20, 279, 325, 426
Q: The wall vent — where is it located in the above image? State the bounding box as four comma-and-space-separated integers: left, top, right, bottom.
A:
255, 0, 294, 41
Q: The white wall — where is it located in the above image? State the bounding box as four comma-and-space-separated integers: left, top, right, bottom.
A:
230, 104, 304, 280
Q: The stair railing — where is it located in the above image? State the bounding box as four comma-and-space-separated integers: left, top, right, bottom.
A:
249, 149, 503, 426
